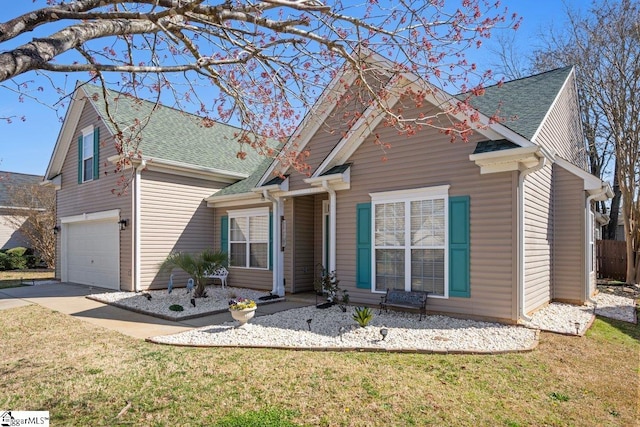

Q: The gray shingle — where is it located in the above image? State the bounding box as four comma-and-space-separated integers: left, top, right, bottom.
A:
83, 84, 277, 177
0, 171, 44, 208
472, 139, 520, 154
462, 66, 573, 140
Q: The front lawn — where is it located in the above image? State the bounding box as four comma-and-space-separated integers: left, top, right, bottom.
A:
0, 269, 54, 289
0, 304, 637, 426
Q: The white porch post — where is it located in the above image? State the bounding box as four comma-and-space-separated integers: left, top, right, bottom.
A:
264, 190, 285, 296
321, 181, 337, 273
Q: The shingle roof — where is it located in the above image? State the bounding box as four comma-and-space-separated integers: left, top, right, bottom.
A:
211, 157, 275, 197
0, 171, 44, 208
320, 163, 351, 176
465, 66, 573, 140
472, 139, 520, 155
213, 68, 575, 198
83, 84, 275, 177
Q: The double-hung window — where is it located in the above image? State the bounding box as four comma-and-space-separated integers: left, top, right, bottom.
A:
228, 208, 269, 269
78, 125, 100, 183
82, 127, 94, 182
371, 185, 449, 297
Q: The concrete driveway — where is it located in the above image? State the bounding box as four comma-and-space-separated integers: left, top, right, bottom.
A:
0, 282, 311, 339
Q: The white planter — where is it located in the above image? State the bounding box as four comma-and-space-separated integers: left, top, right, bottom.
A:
230, 307, 257, 326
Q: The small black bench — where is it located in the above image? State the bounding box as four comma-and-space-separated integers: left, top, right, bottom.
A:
379, 289, 429, 320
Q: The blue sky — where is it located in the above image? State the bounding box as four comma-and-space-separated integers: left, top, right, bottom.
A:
0, 1, 585, 176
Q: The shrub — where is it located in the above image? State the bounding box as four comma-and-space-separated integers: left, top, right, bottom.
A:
353, 306, 374, 328
6, 247, 29, 258
6, 252, 26, 270
0, 252, 12, 271
2, 247, 35, 270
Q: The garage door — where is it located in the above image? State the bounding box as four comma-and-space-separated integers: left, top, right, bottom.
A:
65, 220, 120, 290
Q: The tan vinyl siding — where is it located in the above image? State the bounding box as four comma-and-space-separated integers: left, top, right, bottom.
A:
534, 79, 588, 169
213, 203, 273, 291
523, 164, 553, 313
552, 165, 585, 303
55, 101, 133, 290
335, 125, 517, 322
286, 76, 388, 190
293, 196, 315, 292
138, 170, 225, 290
314, 195, 328, 271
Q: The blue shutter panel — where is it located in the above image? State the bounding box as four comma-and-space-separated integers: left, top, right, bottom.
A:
220, 216, 229, 256
269, 212, 273, 271
77, 136, 83, 184
356, 203, 372, 289
93, 126, 100, 180
449, 196, 470, 297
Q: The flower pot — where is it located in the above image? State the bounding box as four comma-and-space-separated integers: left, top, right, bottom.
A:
230, 307, 257, 326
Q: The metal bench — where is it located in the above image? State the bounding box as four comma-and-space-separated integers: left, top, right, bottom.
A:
204, 267, 229, 289
379, 289, 429, 320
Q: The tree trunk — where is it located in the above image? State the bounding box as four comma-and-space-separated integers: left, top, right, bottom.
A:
635, 250, 640, 285
605, 159, 621, 240
194, 279, 207, 298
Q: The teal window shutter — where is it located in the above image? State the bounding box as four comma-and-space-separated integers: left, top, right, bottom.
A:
92, 126, 100, 180
220, 216, 228, 256
269, 212, 273, 271
77, 135, 83, 184
356, 203, 372, 289
449, 196, 470, 297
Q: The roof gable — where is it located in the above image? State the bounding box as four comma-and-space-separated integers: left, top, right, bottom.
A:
82, 85, 271, 176
467, 67, 574, 141
46, 83, 276, 180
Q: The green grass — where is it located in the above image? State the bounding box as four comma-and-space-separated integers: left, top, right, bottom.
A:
0, 304, 638, 426
0, 269, 54, 289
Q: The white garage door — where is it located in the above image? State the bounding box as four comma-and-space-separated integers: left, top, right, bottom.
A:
65, 220, 120, 290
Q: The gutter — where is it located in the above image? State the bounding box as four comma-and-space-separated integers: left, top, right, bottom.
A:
517, 152, 550, 322
134, 159, 147, 292
262, 190, 285, 297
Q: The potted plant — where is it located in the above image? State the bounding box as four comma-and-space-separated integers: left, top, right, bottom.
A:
228, 298, 257, 326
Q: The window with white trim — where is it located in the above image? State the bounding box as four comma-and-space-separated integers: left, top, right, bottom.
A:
372, 186, 449, 297
82, 127, 94, 182
228, 208, 269, 269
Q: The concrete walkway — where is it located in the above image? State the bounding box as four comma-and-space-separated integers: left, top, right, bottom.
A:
0, 282, 313, 339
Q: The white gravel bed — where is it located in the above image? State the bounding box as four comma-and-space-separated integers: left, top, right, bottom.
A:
150, 305, 539, 353
522, 303, 594, 335
521, 292, 637, 334
88, 286, 279, 320
594, 292, 637, 323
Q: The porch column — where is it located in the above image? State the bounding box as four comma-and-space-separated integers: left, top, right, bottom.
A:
322, 181, 337, 273
264, 190, 285, 296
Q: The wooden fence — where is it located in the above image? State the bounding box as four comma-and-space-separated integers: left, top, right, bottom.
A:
596, 240, 627, 281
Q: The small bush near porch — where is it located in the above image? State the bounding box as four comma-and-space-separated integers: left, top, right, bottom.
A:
1, 303, 638, 426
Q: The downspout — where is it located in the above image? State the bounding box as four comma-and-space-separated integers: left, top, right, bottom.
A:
263, 190, 285, 296
134, 159, 147, 292
320, 181, 337, 274
585, 187, 608, 304
517, 155, 547, 322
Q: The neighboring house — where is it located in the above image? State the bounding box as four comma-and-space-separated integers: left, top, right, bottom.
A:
43, 83, 272, 291
0, 171, 45, 250
45, 60, 611, 324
